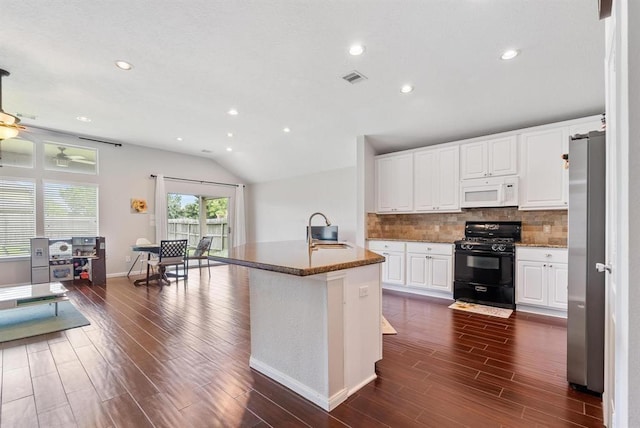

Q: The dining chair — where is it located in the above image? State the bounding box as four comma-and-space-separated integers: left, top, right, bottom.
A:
135, 237, 154, 275
190, 236, 213, 276
147, 239, 188, 287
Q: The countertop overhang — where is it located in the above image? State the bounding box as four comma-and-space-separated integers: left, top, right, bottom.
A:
209, 241, 385, 276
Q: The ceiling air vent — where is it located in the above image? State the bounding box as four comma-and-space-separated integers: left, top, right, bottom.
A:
342, 70, 367, 84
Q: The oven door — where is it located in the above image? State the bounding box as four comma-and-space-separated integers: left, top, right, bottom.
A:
454, 250, 514, 286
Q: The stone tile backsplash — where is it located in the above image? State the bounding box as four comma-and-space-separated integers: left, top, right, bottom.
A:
367, 208, 567, 247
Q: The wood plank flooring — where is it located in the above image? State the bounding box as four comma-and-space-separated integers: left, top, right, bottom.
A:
0, 266, 603, 427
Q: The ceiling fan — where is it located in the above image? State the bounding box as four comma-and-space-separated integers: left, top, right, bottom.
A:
55, 146, 96, 167
0, 69, 24, 140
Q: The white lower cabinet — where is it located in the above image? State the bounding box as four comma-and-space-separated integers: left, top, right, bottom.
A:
368, 240, 405, 285
516, 247, 568, 311
406, 243, 453, 293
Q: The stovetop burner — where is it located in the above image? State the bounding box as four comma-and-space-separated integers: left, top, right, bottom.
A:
456, 237, 515, 244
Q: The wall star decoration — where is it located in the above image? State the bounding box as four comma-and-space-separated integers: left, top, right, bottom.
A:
131, 198, 148, 213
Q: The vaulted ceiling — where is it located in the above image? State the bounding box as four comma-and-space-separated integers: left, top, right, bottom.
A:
1, 1, 604, 183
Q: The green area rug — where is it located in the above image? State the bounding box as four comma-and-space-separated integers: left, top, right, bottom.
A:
0, 301, 90, 343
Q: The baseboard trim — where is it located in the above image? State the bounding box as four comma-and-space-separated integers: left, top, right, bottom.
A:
249, 356, 348, 411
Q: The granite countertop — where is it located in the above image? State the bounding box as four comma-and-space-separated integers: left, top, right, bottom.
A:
367, 238, 567, 248
208, 241, 385, 276
367, 238, 454, 244
516, 243, 567, 248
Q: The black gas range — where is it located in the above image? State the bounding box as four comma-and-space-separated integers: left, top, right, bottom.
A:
453, 221, 521, 309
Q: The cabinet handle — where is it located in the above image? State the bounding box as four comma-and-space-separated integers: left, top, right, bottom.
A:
545, 254, 552, 257
543, 264, 547, 267
549, 264, 553, 268
427, 248, 432, 251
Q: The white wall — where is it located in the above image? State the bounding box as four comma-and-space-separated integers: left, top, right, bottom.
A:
1, 127, 243, 286
246, 167, 357, 244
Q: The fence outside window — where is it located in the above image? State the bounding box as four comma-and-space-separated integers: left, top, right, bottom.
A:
167, 218, 228, 256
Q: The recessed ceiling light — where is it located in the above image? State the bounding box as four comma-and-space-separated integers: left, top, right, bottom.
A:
176, 137, 183, 141
115, 60, 133, 70
349, 44, 365, 56
500, 49, 519, 60
76, 116, 91, 122
227, 132, 233, 137
226, 147, 233, 152
228, 108, 238, 116
400, 85, 414, 94
283, 127, 291, 133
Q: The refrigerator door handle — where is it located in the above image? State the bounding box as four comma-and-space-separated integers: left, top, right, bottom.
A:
595, 262, 612, 273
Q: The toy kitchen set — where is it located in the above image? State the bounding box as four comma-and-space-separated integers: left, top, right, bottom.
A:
30, 237, 106, 286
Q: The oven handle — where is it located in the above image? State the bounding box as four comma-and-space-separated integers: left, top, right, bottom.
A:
456, 249, 514, 257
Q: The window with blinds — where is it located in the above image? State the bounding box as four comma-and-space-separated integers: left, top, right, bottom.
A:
43, 180, 98, 238
0, 177, 36, 258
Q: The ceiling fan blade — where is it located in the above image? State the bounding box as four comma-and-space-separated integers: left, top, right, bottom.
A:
70, 158, 96, 165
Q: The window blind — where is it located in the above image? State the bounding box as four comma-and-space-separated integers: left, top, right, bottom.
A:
0, 177, 36, 258
43, 180, 98, 238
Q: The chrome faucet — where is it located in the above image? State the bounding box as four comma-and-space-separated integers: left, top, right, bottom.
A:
307, 212, 331, 248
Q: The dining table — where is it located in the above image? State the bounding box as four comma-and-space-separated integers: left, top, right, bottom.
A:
128, 243, 162, 286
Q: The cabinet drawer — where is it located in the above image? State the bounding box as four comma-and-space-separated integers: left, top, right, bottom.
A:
368, 240, 405, 252
406, 242, 453, 256
516, 247, 567, 263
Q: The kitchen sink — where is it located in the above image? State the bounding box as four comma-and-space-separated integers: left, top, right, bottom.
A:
311, 242, 352, 249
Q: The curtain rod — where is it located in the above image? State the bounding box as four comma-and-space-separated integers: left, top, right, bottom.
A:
150, 174, 243, 188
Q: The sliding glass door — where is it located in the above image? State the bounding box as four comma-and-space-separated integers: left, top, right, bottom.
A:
167, 193, 229, 260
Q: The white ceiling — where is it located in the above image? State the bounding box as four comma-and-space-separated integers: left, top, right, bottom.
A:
1, 1, 605, 184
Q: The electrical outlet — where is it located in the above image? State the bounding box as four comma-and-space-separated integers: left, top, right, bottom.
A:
125, 255, 131, 263
359, 285, 369, 297
543, 224, 551, 233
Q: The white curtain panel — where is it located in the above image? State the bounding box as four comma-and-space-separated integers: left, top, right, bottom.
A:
155, 174, 168, 243
234, 185, 247, 247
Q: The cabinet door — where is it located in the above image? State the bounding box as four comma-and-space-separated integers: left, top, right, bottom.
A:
414, 150, 437, 211
548, 263, 568, 309
519, 127, 569, 210
406, 252, 428, 287
429, 255, 452, 292
488, 136, 517, 177
376, 155, 413, 213
376, 157, 395, 212
460, 142, 487, 179
393, 155, 414, 212
383, 251, 405, 285
516, 261, 546, 306
436, 146, 460, 211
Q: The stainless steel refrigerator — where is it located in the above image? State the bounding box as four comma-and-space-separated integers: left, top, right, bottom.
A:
567, 130, 606, 394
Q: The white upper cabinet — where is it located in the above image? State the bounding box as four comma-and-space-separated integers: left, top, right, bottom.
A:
568, 119, 602, 137
375, 153, 413, 213
460, 136, 517, 180
519, 127, 569, 210
414, 145, 460, 212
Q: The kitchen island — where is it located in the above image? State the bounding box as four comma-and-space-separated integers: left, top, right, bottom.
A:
209, 241, 385, 411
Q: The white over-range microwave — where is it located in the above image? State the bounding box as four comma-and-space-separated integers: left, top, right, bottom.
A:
460, 176, 518, 208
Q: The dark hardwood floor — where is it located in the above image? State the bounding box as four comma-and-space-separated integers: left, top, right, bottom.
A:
0, 266, 603, 427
